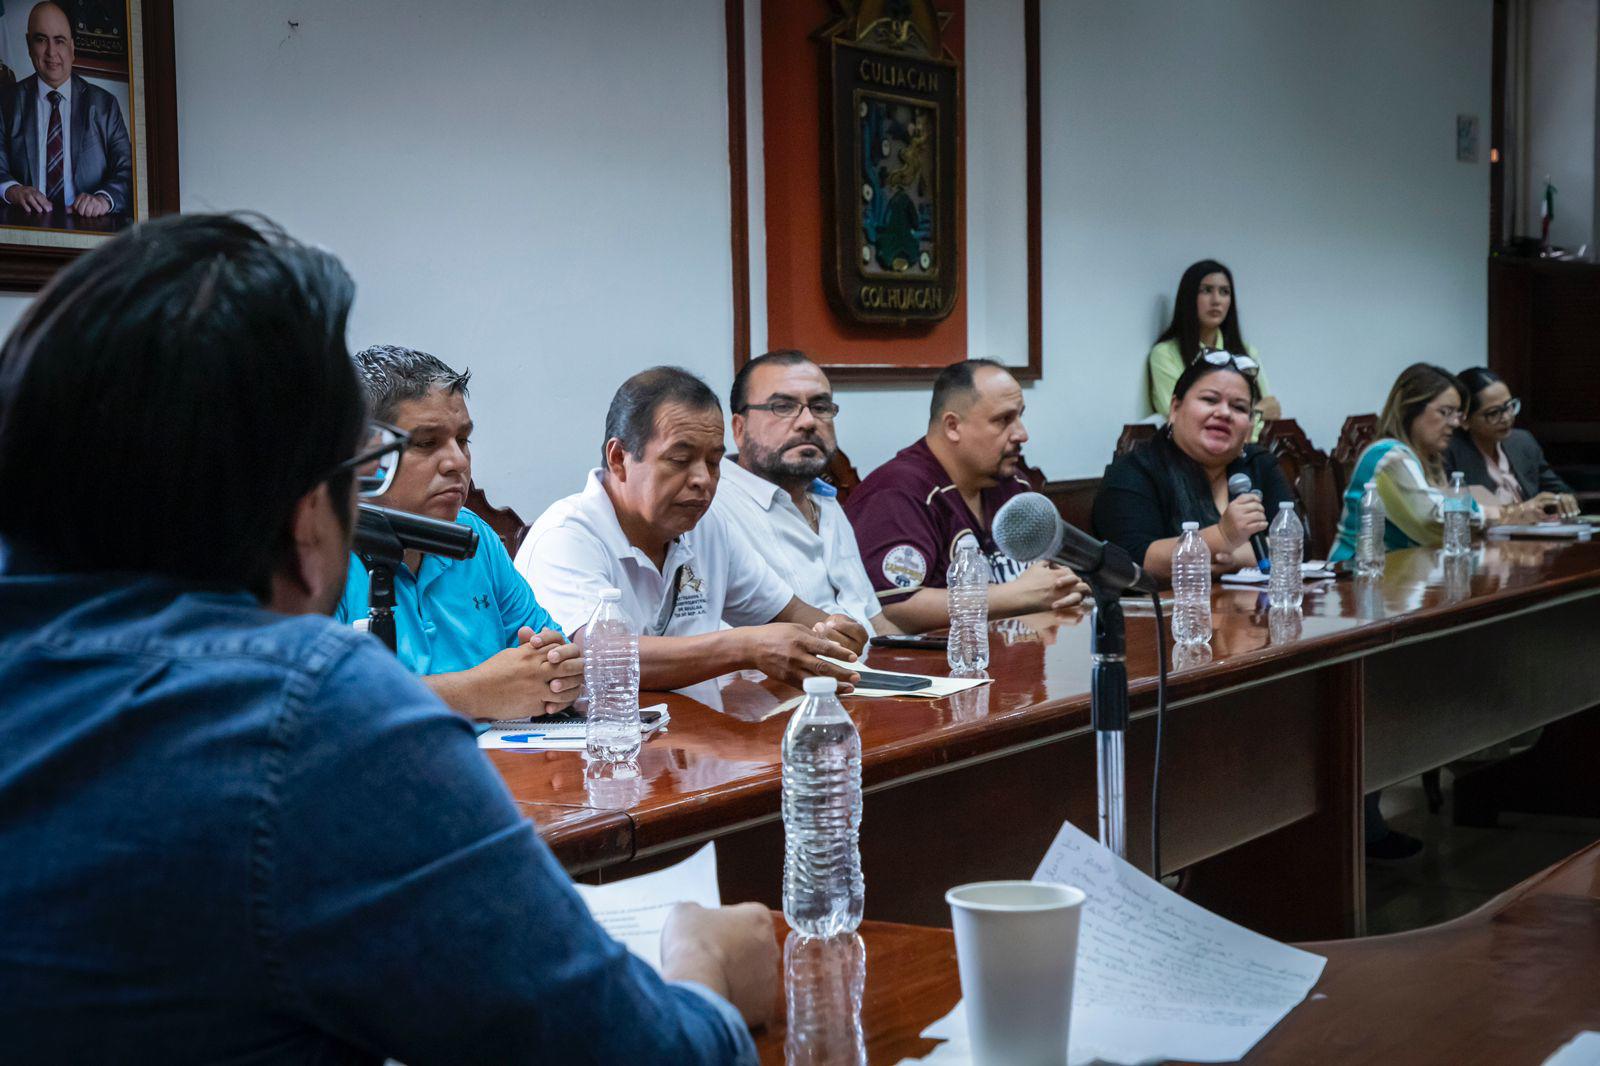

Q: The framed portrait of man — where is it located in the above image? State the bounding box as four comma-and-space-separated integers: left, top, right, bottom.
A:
0, 0, 177, 290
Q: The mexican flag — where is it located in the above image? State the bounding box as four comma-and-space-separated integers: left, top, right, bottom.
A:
1541, 178, 1556, 243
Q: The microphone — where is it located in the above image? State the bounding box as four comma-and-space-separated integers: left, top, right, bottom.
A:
355, 503, 479, 562
992, 492, 1156, 595
1227, 473, 1270, 569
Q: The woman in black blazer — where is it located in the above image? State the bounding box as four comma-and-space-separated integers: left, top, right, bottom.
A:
1095, 354, 1294, 578
1445, 368, 1578, 519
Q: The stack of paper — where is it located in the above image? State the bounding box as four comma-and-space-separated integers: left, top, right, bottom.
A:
1488, 523, 1593, 541
570, 842, 721, 970
1221, 561, 1337, 587
909, 820, 1326, 1065
758, 660, 993, 720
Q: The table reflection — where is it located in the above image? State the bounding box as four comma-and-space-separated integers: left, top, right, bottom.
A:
1441, 552, 1475, 603
1268, 605, 1304, 645
583, 758, 645, 811
1171, 641, 1214, 670
784, 931, 866, 1066
947, 670, 991, 722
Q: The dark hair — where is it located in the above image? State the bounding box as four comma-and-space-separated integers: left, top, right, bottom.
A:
353, 344, 471, 422
604, 366, 721, 461
1154, 258, 1246, 363
929, 358, 1005, 423
730, 349, 812, 412
0, 213, 363, 598
1456, 366, 1502, 415
1170, 355, 1261, 408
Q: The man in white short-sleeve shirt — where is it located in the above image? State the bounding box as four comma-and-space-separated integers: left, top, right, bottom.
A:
516, 366, 868, 692
712, 351, 895, 637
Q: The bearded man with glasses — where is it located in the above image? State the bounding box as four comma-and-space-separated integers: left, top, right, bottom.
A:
710, 350, 897, 636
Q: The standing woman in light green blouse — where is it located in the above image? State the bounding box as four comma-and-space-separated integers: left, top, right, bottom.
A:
1148, 259, 1283, 440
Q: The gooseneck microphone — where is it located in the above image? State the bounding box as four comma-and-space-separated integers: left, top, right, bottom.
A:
355, 504, 480, 562
1227, 473, 1270, 569
992, 492, 1156, 595
993, 491, 1147, 857
353, 504, 480, 652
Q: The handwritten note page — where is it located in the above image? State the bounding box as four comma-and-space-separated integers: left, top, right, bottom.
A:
915, 819, 1325, 1065
570, 842, 720, 971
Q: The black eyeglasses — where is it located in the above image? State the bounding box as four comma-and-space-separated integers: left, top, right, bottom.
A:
740, 398, 840, 422
324, 420, 410, 497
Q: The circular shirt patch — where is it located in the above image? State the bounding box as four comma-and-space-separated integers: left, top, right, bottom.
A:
882, 544, 928, 589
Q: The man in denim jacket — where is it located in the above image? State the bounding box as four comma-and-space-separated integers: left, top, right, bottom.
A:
0, 214, 773, 1064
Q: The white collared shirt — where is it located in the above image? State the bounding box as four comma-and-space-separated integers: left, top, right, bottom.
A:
711, 457, 880, 635
0, 77, 80, 206
515, 469, 794, 639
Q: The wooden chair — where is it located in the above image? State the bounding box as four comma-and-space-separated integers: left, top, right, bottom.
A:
1331, 414, 1379, 503
1114, 422, 1157, 459
822, 447, 863, 505
1009, 453, 1101, 537
1015, 455, 1048, 492
1258, 419, 1338, 559
464, 480, 532, 558
1041, 476, 1101, 538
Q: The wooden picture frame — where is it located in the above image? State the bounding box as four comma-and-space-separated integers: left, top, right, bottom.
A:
0, 0, 178, 293
726, 0, 1042, 384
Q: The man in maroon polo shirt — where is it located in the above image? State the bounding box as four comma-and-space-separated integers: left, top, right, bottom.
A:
845, 359, 1088, 633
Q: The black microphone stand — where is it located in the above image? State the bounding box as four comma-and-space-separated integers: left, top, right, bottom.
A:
357, 526, 404, 654
1088, 578, 1129, 858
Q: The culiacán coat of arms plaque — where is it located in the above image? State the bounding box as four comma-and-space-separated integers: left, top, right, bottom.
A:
821, 0, 960, 326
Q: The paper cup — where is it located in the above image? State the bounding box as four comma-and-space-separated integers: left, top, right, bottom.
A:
946, 880, 1085, 1065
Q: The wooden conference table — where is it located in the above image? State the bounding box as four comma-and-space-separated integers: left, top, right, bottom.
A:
751, 839, 1600, 1064
492, 539, 1600, 941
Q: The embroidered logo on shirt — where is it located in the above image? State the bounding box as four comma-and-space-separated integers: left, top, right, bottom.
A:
472, 594, 490, 610
882, 544, 928, 589
672, 563, 709, 620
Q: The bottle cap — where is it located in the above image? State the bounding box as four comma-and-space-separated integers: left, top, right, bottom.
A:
1280, 501, 1295, 510
599, 588, 622, 602
802, 676, 838, 695
1181, 521, 1199, 531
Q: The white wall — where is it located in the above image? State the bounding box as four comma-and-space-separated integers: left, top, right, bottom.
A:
171, 0, 736, 518
1525, 0, 1597, 252
0, 1, 1494, 507
823, 0, 1494, 481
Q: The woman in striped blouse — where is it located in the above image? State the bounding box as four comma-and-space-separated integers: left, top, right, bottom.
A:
1332, 364, 1557, 563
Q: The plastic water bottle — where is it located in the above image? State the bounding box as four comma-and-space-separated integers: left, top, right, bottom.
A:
782, 676, 864, 937
784, 932, 867, 1066
946, 535, 990, 672
1443, 470, 1471, 557
1356, 481, 1387, 578
1267, 501, 1304, 609
584, 589, 640, 762
1170, 521, 1212, 645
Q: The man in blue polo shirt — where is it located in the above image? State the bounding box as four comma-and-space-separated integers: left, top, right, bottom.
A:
336, 345, 584, 720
